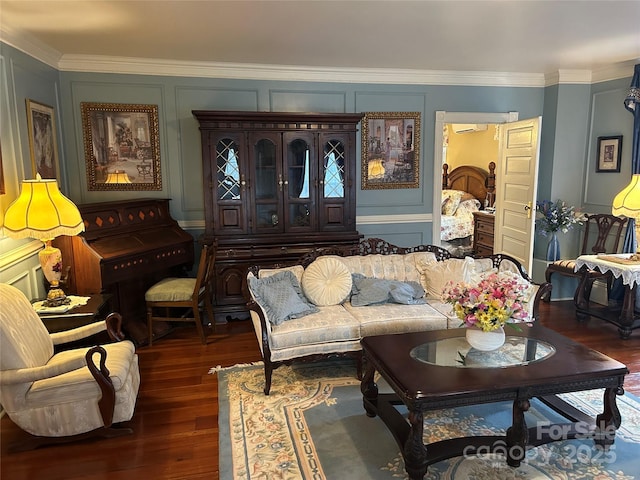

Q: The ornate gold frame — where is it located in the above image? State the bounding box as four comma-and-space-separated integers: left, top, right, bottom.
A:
361, 111, 421, 189
81, 102, 162, 191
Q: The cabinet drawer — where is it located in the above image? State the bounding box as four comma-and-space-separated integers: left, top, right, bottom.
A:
475, 231, 493, 247
475, 244, 493, 256
475, 219, 494, 234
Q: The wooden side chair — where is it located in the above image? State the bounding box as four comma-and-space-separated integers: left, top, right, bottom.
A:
544, 213, 627, 301
145, 243, 216, 345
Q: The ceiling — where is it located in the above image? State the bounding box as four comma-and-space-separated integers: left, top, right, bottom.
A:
1, 0, 640, 82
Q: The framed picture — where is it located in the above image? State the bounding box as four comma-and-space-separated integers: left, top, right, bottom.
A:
361, 112, 421, 189
596, 135, 623, 173
26, 99, 60, 180
81, 102, 162, 191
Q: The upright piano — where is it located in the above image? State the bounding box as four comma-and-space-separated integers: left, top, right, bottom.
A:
54, 198, 194, 345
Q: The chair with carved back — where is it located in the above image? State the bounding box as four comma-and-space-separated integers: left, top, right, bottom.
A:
145, 243, 216, 345
544, 213, 627, 301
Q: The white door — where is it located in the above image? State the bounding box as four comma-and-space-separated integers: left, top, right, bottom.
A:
494, 117, 542, 274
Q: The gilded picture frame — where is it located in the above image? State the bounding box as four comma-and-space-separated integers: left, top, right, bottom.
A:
361, 112, 421, 189
596, 135, 623, 173
81, 102, 162, 191
26, 99, 60, 180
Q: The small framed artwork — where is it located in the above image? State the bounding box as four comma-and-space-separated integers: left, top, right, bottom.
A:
596, 135, 623, 173
26, 99, 60, 180
361, 111, 421, 189
81, 102, 162, 191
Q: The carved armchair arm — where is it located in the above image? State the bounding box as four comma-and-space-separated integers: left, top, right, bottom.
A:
50, 312, 125, 346
0, 356, 89, 385
86, 346, 116, 427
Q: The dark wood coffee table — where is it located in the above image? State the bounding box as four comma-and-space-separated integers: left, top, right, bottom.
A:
360, 325, 628, 480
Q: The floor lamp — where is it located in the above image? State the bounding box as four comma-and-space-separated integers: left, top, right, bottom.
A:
3, 175, 85, 306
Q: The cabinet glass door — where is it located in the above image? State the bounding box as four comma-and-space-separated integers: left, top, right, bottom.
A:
251, 133, 282, 232
285, 133, 316, 231
322, 139, 345, 199
216, 138, 241, 201
212, 133, 247, 234
319, 134, 350, 231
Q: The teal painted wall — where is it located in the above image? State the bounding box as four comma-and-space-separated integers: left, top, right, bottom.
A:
1, 41, 636, 301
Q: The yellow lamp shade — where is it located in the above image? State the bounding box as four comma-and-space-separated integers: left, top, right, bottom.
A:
612, 174, 640, 218
105, 170, 132, 184
3, 176, 85, 241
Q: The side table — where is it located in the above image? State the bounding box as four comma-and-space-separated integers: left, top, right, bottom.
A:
35, 294, 112, 332
574, 254, 640, 339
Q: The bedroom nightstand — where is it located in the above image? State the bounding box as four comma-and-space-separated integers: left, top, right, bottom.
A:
473, 211, 495, 256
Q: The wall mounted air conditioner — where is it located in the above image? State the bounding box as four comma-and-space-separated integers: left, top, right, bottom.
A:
452, 124, 488, 134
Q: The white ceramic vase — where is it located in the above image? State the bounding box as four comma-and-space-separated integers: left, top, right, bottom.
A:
465, 326, 506, 351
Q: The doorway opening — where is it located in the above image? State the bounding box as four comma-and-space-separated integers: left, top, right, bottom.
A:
433, 111, 518, 253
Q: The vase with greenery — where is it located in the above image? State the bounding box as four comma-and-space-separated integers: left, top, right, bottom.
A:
535, 199, 585, 261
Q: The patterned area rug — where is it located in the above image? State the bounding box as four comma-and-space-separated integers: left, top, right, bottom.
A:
216, 361, 640, 479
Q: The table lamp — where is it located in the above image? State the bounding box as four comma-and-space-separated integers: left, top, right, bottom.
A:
3, 175, 85, 306
105, 170, 131, 183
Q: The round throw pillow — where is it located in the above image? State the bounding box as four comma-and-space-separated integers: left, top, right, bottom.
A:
302, 257, 352, 306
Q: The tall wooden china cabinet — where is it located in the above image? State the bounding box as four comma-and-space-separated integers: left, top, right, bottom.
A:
193, 111, 363, 321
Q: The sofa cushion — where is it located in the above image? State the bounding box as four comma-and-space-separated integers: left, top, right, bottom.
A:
345, 302, 448, 336
248, 270, 319, 326
417, 256, 474, 299
350, 274, 425, 306
302, 257, 352, 306
268, 305, 361, 350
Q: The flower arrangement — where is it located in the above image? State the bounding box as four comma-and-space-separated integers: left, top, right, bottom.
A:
535, 199, 585, 237
442, 272, 533, 332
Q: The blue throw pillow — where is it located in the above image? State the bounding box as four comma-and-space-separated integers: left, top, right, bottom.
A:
248, 270, 319, 326
350, 273, 426, 307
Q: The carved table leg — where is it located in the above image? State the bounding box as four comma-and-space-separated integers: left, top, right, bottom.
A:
618, 285, 635, 339
360, 356, 378, 418
574, 266, 591, 322
404, 410, 428, 480
506, 398, 530, 467
594, 387, 623, 449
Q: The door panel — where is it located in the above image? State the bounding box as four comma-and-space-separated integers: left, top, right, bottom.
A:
494, 117, 541, 274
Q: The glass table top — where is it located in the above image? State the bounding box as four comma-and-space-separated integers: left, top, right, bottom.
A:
410, 335, 556, 369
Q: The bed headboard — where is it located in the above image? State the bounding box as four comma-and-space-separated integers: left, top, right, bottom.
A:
442, 161, 496, 207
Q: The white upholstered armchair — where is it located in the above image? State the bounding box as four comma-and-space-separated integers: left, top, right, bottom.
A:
0, 283, 140, 451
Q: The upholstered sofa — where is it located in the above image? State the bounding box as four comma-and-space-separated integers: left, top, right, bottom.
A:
246, 238, 551, 394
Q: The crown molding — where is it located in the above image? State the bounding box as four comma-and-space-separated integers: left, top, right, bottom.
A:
0, 26, 62, 68
1, 27, 635, 87
57, 54, 547, 87
591, 59, 640, 84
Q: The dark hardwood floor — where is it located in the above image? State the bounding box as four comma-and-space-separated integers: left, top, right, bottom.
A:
1, 300, 639, 480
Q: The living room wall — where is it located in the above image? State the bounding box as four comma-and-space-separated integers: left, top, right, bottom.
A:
1, 41, 636, 301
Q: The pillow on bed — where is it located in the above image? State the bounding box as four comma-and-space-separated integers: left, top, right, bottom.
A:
455, 198, 482, 215
442, 189, 465, 215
